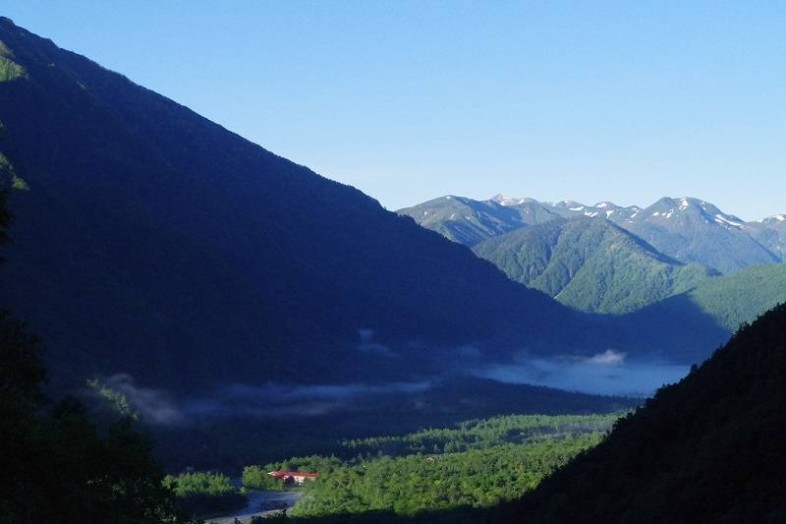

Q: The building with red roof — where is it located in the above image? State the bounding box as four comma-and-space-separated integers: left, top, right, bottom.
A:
267, 471, 319, 484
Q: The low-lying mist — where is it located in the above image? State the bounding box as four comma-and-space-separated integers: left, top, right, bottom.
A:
93, 375, 433, 427
474, 350, 689, 397
94, 350, 686, 428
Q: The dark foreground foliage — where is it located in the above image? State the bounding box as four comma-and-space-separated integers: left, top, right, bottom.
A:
0, 310, 180, 523
1, 153, 186, 523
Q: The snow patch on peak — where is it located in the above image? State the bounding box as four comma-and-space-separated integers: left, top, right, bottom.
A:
714, 214, 745, 229
650, 208, 676, 219
558, 200, 585, 208
491, 194, 526, 206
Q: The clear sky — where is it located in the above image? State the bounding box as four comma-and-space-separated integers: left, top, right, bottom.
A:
3, 1, 786, 219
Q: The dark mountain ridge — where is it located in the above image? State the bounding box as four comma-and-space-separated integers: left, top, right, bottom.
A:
497, 302, 786, 523
0, 17, 598, 393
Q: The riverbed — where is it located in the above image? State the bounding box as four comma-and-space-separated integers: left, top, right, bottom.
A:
204, 490, 301, 524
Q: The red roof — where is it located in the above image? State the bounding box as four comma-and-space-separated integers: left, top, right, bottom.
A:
268, 471, 319, 479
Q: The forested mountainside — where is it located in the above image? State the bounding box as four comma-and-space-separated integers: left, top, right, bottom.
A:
473, 217, 716, 314
496, 303, 786, 523
616, 261, 786, 363
0, 17, 609, 392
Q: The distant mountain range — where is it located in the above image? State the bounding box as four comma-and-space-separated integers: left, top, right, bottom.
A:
400, 195, 786, 315
401, 195, 784, 272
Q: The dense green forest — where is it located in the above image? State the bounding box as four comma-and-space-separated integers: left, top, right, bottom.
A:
152, 377, 636, 472
163, 471, 247, 517
337, 413, 617, 458
681, 262, 786, 331
240, 413, 620, 519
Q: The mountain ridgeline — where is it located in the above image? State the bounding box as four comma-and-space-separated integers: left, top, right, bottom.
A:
401, 195, 784, 274
397, 195, 559, 247
0, 17, 609, 392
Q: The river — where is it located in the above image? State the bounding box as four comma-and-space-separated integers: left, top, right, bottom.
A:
203, 490, 301, 524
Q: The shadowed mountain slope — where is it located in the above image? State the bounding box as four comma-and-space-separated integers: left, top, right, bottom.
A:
617, 261, 786, 363
0, 18, 596, 392
496, 303, 786, 523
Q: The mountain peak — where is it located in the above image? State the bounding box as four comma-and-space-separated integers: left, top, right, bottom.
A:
646, 196, 721, 219
760, 214, 786, 224
554, 200, 588, 211
490, 194, 526, 206
652, 196, 678, 208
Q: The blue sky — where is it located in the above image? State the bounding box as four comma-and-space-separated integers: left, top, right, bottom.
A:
3, 1, 786, 219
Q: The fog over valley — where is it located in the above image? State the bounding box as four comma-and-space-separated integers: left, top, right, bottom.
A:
91, 348, 688, 429
474, 350, 690, 398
